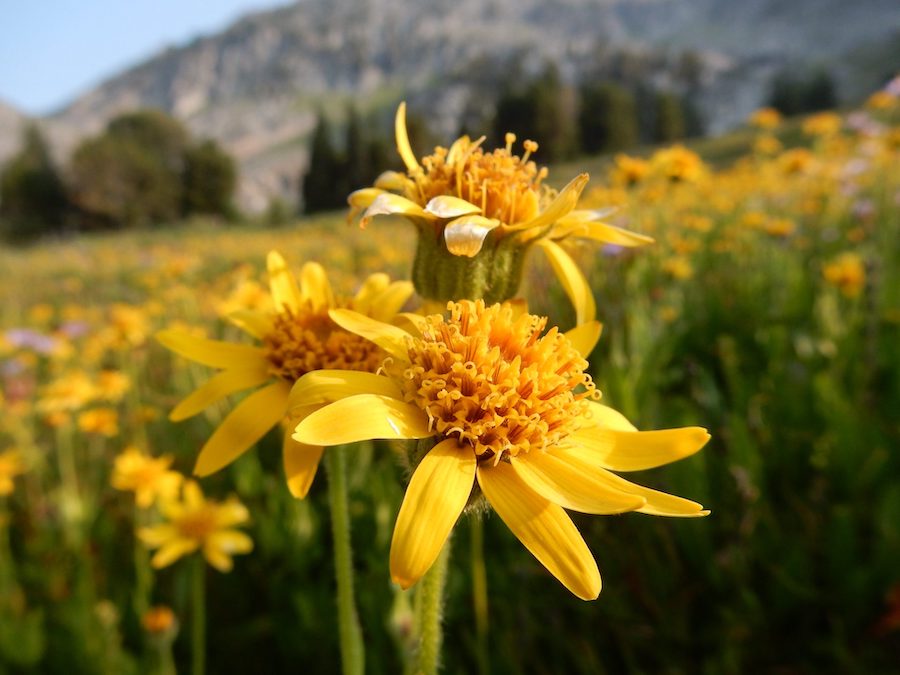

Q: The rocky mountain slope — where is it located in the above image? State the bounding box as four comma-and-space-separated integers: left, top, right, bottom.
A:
5, 0, 899, 211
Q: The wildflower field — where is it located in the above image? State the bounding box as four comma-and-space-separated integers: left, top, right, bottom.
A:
2, 100, 900, 674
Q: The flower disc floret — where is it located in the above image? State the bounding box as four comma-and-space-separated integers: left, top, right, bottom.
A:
397, 301, 596, 463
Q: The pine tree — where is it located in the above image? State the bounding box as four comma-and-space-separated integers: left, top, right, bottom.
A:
655, 92, 686, 143
578, 81, 639, 154
302, 114, 343, 213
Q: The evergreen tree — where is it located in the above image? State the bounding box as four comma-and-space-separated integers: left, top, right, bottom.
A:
655, 92, 686, 143
183, 140, 237, 217
0, 124, 68, 240
578, 81, 639, 154
302, 114, 343, 213
343, 105, 370, 193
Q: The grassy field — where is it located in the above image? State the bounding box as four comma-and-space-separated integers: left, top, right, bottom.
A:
1, 104, 899, 674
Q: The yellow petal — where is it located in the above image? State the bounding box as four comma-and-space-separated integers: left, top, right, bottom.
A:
366, 281, 415, 322
572, 427, 710, 472
137, 524, 177, 547
151, 538, 199, 569
516, 173, 589, 233
283, 433, 324, 499
374, 171, 413, 192
394, 102, 420, 173
267, 250, 302, 313
510, 451, 645, 514
206, 531, 253, 572
395, 312, 428, 336
584, 401, 636, 431
361, 193, 432, 228
328, 308, 411, 361
553, 446, 709, 517
478, 462, 601, 600
193, 381, 290, 477
353, 273, 391, 308
536, 239, 596, 324
564, 321, 602, 359
424, 195, 482, 219
170, 365, 272, 422
348, 188, 385, 224
227, 310, 274, 340
299, 261, 334, 310
156, 330, 267, 369
289, 369, 403, 411
444, 216, 501, 257
293, 394, 432, 445
559, 218, 654, 247
390, 439, 476, 589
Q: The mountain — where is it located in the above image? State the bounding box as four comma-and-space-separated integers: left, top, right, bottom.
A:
5, 0, 899, 212
0, 100, 27, 164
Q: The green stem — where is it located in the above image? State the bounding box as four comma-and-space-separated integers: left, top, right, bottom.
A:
415, 536, 451, 675
325, 445, 365, 675
191, 556, 206, 675
470, 518, 490, 675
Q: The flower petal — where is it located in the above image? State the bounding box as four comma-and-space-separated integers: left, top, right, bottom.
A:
288, 369, 403, 412
477, 461, 601, 600
553, 446, 709, 517
170, 365, 272, 422
424, 195, 482, 219
227, 310, 274, 340
374, 171, 413, 192
207, 530, 253, 558
572, 426, 710, 472
283, 434, 324, 499
395, 102, 420, 173
193, 381, 290, 477
299, 261, 334, 310
444, 216, 501, 257
536, 239, 596, 325
361, 193, 432, 228
510, 451, 645, 514
267, 250, 302, 313
353, 273, 391, 307
348, 188, 385, 224
293, 394, 432, 445
150, 538, 199, 569
328, 308, 411, 361
564, 321, 602, 359
584, 401, 637, 431
557, 217, 654, 247
516, 173, 589, 233
390, 439, 476, 589
156, 330, 267, 369
366, 281, 415, 322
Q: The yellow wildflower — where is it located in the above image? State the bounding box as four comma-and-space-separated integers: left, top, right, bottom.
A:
112, 446, 183, 508
823, 253, 866, 297
0, 449, 27, 496
157, 252, 413, 498
347, 103, 652, 320
37, 370, 96, 414
865, 91, 896, 110
138, 481, 252, 571
77, 408, 120, 437
96, 370, 131, 402
291, 300, 709, 600
803, 112, 842, 137
748, 107, 782, 129
142, 606, 178, 636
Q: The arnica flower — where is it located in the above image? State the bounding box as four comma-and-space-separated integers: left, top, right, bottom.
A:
138, 480, 252, 571
77, 407, 120, 437
156, 252, 413, 498
823, 252, 866, 298
0, 449, 27, 496
347, 103, 652, 321
112, 446, 183, 509
291, 300, 710, 600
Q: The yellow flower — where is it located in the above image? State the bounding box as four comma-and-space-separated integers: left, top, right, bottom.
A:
77, 407, 120, 437
748, 107, 782, 129
37, 370, 97, 414
823, 253, 866, 297
0, 449, 27, 496
96, 370, 131, 402
138, 481, 252, 571
347, 103, 652, 320
142, 605, 178, 636
291, 301, 710, 600
112, 446, 183, 508
156, 251, 413, 498
865, 90, 896, 110
803, 112, 842, 137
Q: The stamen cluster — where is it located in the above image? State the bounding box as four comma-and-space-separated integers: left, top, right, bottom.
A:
397, 300, 596, 462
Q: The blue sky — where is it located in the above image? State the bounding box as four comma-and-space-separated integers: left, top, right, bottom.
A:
0, 0, 290, 115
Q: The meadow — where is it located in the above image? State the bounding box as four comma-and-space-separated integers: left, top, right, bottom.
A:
1, 101, 899, 674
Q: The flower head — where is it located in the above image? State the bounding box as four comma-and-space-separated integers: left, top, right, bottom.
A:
138, 480, 252, 571
0, 449, 27, 496
112, 446, 183, 508
156, 251, 413, 497
823, 252, 866, 297
348, 103, 652, 319
291, 300, 710, 599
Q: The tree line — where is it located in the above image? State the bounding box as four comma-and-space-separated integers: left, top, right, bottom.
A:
0, 110, 235, 241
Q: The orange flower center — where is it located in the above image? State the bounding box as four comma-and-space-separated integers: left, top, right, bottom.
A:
396, 300, 596, 463
263, 301, 385, 382
410, 136, 548, 225
175, 506, 219, 541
